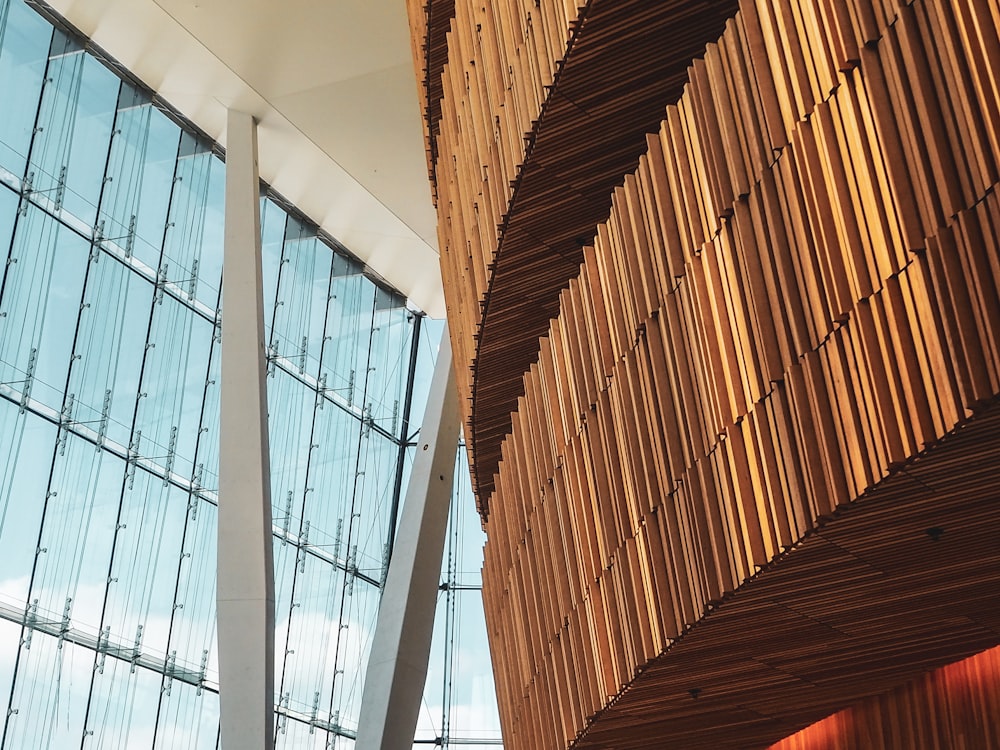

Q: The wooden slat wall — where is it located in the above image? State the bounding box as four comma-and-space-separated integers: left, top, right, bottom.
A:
476, 0, 1000, 747
411, 0, 740, 506
768, 645, 1000, 749
404, 0, 456, 197
486, 397, 1000, 750
468, 1, 743, 505
423, 0, 585, 462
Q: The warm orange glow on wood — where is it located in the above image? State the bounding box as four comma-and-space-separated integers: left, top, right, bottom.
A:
769, 646, 1000, 749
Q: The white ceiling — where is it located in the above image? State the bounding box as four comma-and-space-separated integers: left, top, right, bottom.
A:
46, 0, 445, 316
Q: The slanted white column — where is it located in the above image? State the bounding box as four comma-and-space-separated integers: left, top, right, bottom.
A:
356, 326, 459, 749
218, 109, 274, 750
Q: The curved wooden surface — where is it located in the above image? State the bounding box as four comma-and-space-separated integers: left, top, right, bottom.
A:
567, 406, 1000, 748
474, 0, 1000, 745
406, 0, 455, 197
409, 0, 738, 509
408, 0, 1000, 746
469, 0, 740, 509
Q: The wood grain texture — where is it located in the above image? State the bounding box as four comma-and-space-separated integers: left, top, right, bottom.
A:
405, 0, 455, 198
409, 0, 741, 507
409, 0, 1000, 746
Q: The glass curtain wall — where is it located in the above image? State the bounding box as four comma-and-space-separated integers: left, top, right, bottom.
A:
0, 1, 480, 747
410, 321, 503, 750
411, 448, 504, 750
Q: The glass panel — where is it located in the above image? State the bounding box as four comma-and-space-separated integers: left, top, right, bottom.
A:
449, 455, 485, 590
98, 85, 180, 272
3, 635, 93, 748
366, 294, 412, 436
0, 182, 15, 246
414, 447, 503, 748
194, 323, 220, 496
443, 591, 501, 740
133, 294, 212, 485
329, 579, 380, 734
155, 680, 220, 750
0, 618, 21, 721
268, 371, 317, 528
443, 452, 501, 745
0, 204, 89, 413
161, 136, 223, 312
30, 433, 124, 633
0, 0, 51, 180
260, 198, 287, 331
275, 716, 328, 750
406, 317, 444, 434
414, 590, 448, 744
391, 444, 416, 542
83, 656, 160, 748
320, 256, 373, 411
272, 540, 298, 694
103, 468, 188, 661
302, 398, 361, 558
277, 556, 345, 724
352, 428, 398, 579
168, 496, 216, 682
66, 250, 153, 451
0, 403, 55, 607
29, 33, 118, 227
271, 219, 332, 380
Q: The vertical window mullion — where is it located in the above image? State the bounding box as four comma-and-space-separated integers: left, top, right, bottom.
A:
385, 312, 422, 565
73, 71, 127, 750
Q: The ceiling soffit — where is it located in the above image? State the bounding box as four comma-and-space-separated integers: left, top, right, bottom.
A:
46, 0, 444, 316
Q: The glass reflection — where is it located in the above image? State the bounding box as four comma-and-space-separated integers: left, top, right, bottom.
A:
0, 2, 500, 749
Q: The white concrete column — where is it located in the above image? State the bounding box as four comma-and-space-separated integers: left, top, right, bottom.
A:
218, 109, 275, 750
356, 325, 459, 749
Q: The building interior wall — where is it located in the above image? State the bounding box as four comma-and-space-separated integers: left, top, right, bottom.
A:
411, 0, 1000, 746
